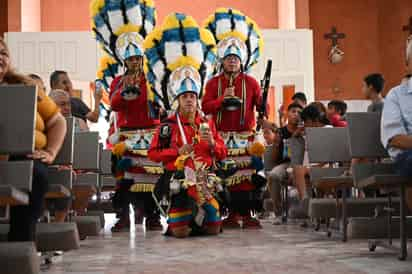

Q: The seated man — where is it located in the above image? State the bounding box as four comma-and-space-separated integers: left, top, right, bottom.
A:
381, 38, 412, 211
50, 70, 102, 123
291, 104, 332, 202
266, 103, 303, 224
49, 89, 89, 132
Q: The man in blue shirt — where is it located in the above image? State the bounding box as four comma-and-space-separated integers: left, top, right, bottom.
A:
381, 37, 412, 210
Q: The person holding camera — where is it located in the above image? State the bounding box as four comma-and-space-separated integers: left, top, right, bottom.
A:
50, 70, 102, 123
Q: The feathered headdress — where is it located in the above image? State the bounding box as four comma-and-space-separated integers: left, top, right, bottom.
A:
144, 13, 217, 110
96, 54, 122, 92
90, 0, 156, 63
95, 54, 121, 121
203, 8, 263, 72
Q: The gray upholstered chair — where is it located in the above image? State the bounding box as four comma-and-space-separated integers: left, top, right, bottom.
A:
306, 127, 352, 241
347, 112, 412, 260
0, 86, 39, 274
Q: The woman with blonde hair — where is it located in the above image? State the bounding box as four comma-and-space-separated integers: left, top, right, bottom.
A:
0, 38, 67, 242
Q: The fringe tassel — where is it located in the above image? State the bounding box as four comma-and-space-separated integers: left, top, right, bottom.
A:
227, 148, 247, 156
144, 166, 164, 174
224, 175, 252, 187
129, 183, 155, 193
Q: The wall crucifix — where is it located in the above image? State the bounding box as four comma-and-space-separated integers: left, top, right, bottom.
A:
324, 27, 346, 64
402, 16, 412, 35
324, 26, 346, 47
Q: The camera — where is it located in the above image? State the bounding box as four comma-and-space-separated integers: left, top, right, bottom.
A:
121, 85, 140, 100
222, 96, 242, 111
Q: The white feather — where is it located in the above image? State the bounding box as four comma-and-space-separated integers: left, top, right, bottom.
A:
235, 20, 248, 36
204, 60, 214, 74
167, 87, 175, 104
216, 19, 232, 37
144, 21, 154, 34
153, 60, 165, 80
127, 5, 142, 27
186, 42, 203, 63
97, 25, 111, 46
164, 42, 183, 65
249, 33, 259, 53
217, 46, 226, 59
108, 9, 124, 34
154, 82, 162, 97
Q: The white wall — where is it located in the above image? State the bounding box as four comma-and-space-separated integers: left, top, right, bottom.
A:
251, 29, 314, 109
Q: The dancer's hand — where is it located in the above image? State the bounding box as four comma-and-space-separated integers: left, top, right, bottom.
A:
224, 87, 235, 97
178, 144, 193, 155
200, 128, 214, 146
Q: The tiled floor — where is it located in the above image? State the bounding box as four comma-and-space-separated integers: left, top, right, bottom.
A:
42, 215, 412, 274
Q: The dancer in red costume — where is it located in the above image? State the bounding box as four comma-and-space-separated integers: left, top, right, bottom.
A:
91, 0, 162, 231
203, 8, 267, 229
146, 13, 227, 238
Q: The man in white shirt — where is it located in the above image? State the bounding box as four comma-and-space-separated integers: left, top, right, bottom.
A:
381, 37, 412, 210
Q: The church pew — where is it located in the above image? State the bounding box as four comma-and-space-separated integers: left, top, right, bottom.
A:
80, 146, 107, 227
0, 242, 40, 274
347, 112, 412, 261
45, 117, 75, 199
100, 148, 116, 191
0, 205, 9, 223
306, 127, 353, 241
0, 223, 80, 251
0, 86, 36, 206
87, 148, 116, 214
72, 132, 100, 193
73, 131, 100, 170
71, 131, 102, 238
0, 85, 39, 274
33, 119, 80, 256
0, 161, 33, 206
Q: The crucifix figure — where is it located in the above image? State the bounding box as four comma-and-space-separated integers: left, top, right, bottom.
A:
324, 26, 346, 46
403, 16, 412, 36
324, 27, 346, 64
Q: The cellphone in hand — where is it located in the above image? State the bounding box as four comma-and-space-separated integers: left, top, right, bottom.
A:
95, 81, 103, 96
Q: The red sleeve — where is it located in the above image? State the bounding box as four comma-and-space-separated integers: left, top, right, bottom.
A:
148, 126, 179, 164
252, 76, 263, 109
330, 114, 348, 127
202, 78, 225, 115
110, 76, 126, 111
336, 120, 348, 127
209, 120, 227, 160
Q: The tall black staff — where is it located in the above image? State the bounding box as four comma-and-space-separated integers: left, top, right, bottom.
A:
257, 59, 272, 131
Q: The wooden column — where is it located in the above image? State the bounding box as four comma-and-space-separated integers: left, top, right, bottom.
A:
0, 0, 8, 37
278, 0, 296, 29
